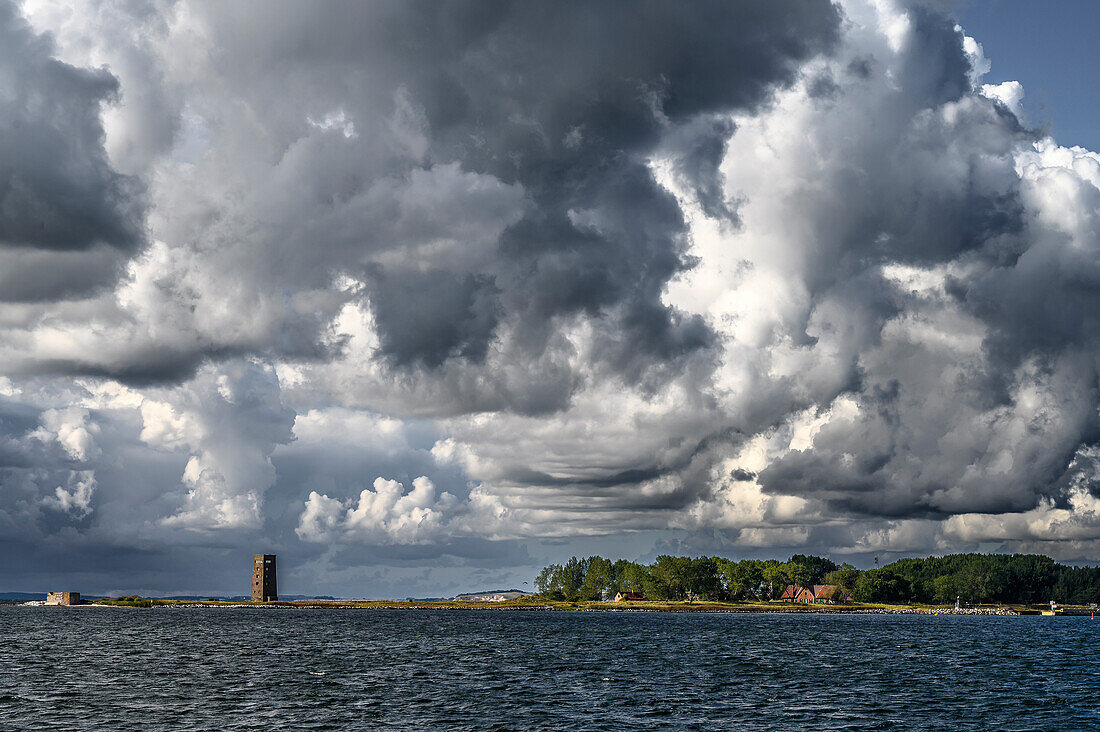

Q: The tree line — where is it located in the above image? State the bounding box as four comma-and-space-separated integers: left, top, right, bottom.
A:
533, 553, 1100, 605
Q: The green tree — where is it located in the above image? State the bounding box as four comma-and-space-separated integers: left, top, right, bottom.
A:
717, 558, 763, 600
621, 562, 650, 594
854, 568, 909, 603
726, 560, 765, 600
931, 574, 959, 605
685, 557, 721, 601
651, 555, 692, 600
531, 551, 1100, 607
560, 556, 589, 601
761, 561, 791, 600
582, 556, 613, 600
789, 554, 838, 585
535, 564, 563, 599
823, 564, 860, 598
783, 561, 812, 590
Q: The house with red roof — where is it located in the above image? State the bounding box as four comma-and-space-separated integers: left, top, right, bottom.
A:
812, 584, 853, 603
780, 585, 816, 603
780, 584, 853, 603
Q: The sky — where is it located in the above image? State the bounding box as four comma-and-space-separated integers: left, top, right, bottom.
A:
3, 0, 1100, 599
955, 0, 1100, 153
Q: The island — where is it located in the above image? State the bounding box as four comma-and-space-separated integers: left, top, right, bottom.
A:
63, 552, 1099, 616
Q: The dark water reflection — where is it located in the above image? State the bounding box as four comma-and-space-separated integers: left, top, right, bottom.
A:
1, 607, 1097, 730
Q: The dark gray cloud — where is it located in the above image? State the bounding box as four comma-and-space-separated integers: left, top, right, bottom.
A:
174, 0, 841, 380
368, 269, 501, 368
437, 0, 840, 378
0, 0, 143, 300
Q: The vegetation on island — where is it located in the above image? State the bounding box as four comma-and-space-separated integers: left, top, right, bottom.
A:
96, 595, 157, 607
534, 553, 1100, 605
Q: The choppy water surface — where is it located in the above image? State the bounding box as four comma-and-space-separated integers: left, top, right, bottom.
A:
1, 607, 1097, 730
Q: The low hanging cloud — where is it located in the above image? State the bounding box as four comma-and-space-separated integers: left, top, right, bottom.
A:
3, 0, 1100, 596
941, 447, 1100, 552
299, 477, 472, 545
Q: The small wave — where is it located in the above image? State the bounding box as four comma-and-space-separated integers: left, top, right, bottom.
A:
308, 671, 326, 676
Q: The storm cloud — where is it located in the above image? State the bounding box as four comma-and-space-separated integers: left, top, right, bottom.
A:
2, 0, 1100, 597
0, 0, 143, 300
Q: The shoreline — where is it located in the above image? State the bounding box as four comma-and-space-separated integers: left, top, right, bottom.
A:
17, 598, 1086, 615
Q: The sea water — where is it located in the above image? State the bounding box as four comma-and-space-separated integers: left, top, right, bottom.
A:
1, 606, 1097, 730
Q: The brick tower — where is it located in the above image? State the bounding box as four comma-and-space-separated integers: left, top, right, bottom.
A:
251, 554, 278, 601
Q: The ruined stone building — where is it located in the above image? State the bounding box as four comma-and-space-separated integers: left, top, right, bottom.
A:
45, 592, 80, 605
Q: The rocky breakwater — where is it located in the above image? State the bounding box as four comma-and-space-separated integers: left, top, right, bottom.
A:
927, 607, 1018, 616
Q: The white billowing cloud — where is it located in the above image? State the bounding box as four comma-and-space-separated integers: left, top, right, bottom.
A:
35, 407, 101, 462
651, 2, 1100, 546
961, 32, 990, 88
307, 109, 357, 139
155, 360, 295, 530
43, 470, 97, 517
297, 476, 514, 545
982, 80, 1026, 120
295, 491, 345, 541
164, 453, 262, 530
140, 396, 199, 451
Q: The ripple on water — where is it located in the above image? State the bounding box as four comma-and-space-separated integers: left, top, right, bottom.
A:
1, 608, 1098, 730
